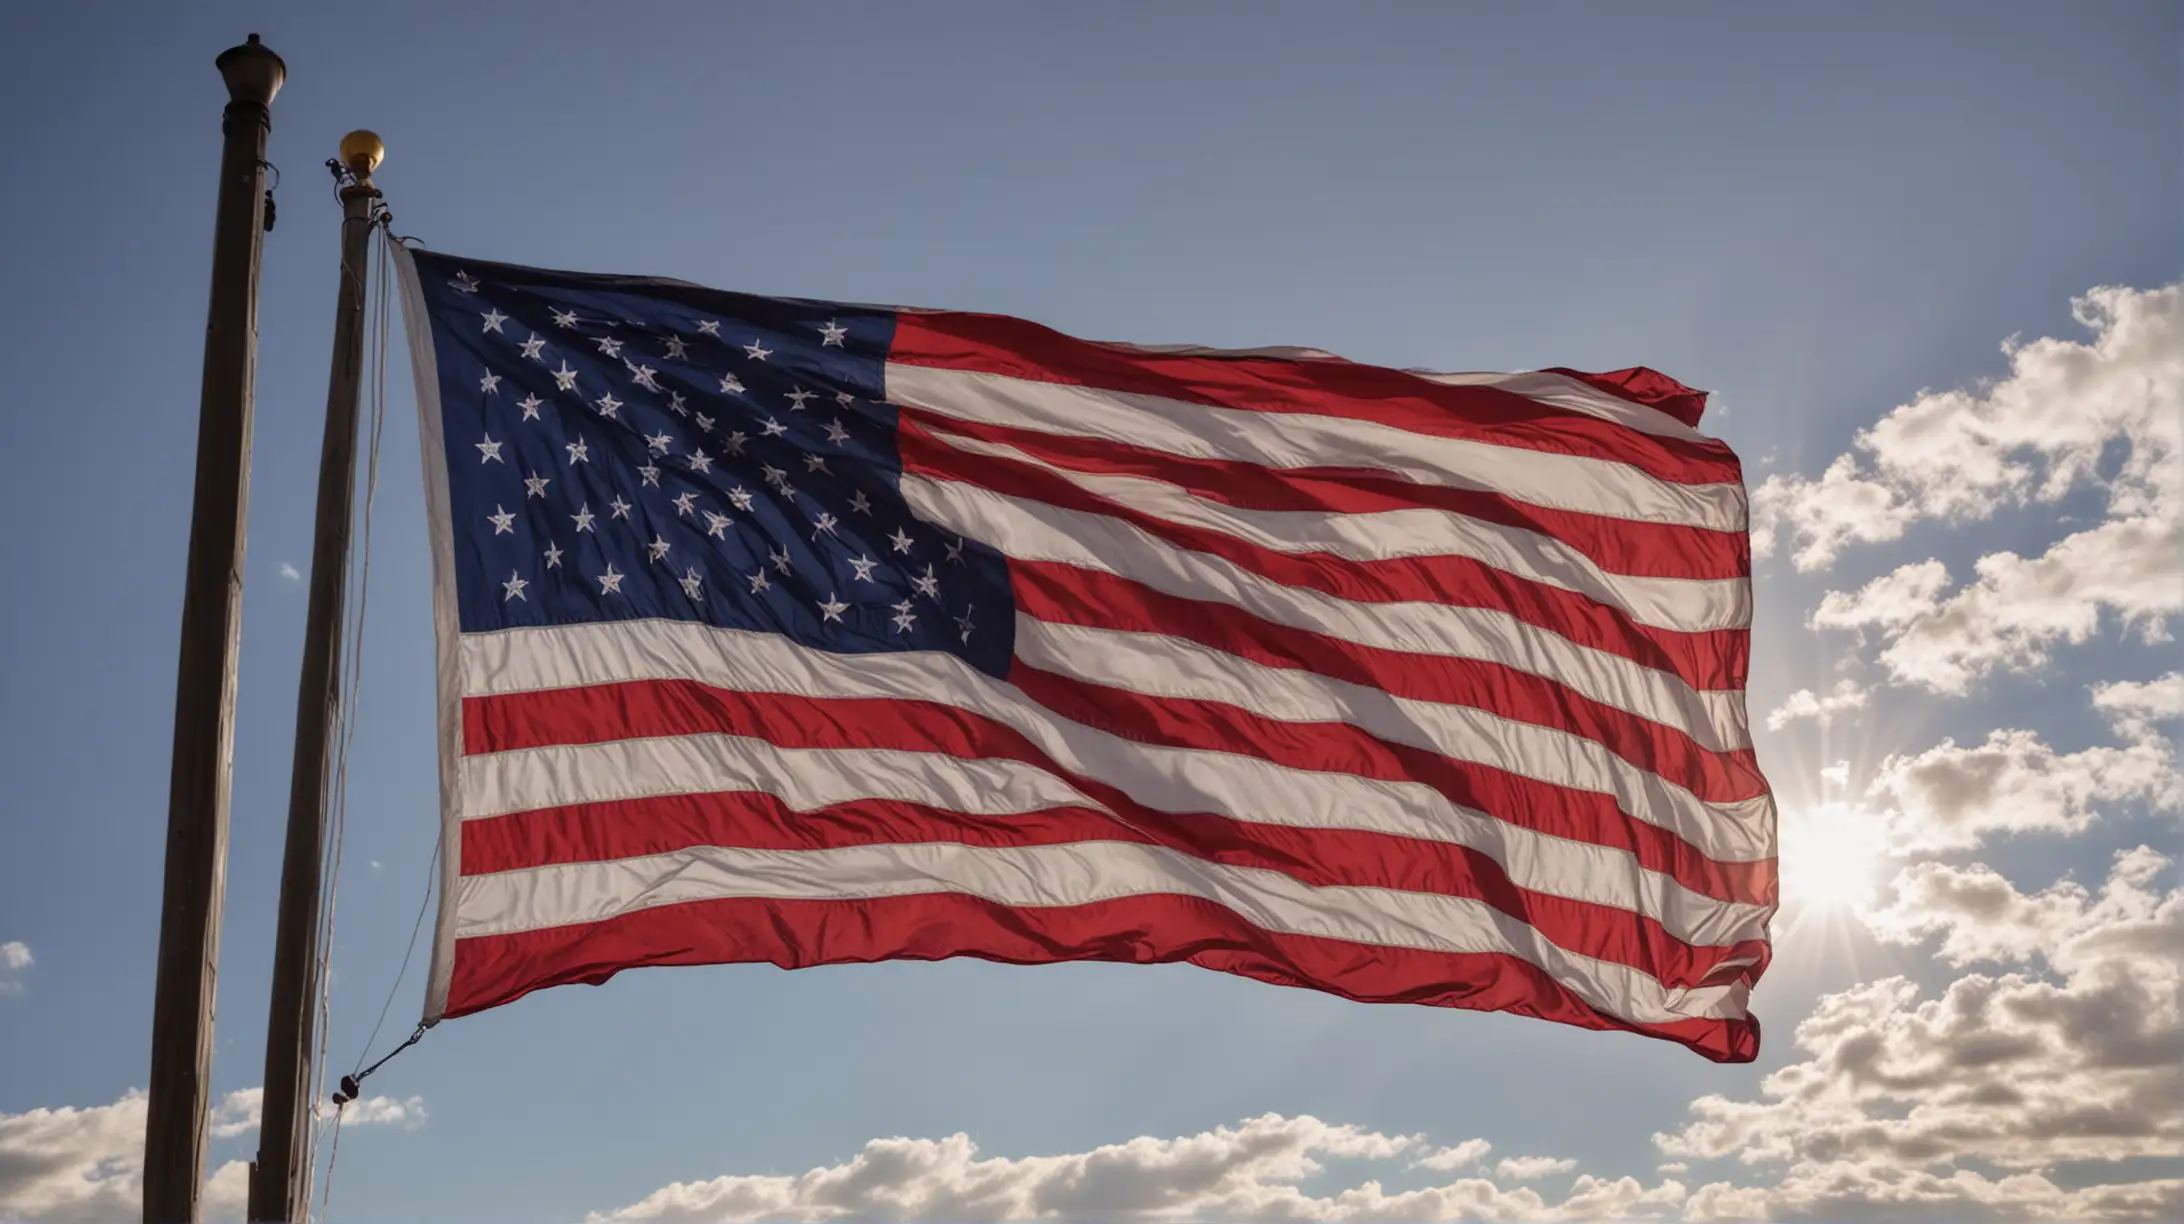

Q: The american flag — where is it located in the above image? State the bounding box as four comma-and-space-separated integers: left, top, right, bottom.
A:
396, 248, 1775, 1063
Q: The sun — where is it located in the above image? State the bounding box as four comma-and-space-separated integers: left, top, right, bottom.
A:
1777, 801, 1887, 914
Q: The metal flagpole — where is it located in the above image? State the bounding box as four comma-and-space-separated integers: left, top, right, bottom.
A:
144, 33, 284, 1224
247, 131, 386, 1224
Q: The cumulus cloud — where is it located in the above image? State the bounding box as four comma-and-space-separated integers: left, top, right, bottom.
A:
277, 562, 302, 582
0, 940, 29, 996
1764, 283, 2181, 692
586, 1114, 1671, 1223
0, 1086, 427, 1222
1764, 679, 1869, 731
1493, 1156, 1578, 1182
1656, 849, 2182, 1220
2093, 671, 2184, 738
1862, 724, 2180, 852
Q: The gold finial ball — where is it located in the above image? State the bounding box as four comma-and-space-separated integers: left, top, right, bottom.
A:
340, 130, 385, 177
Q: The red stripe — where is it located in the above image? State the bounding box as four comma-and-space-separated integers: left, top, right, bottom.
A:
901, 421, 1750, 693
460, 787, 1768, 992
464, 680, 1775, 910
902, 405, 1750, 582
1543, 367, 1710, 429
444, 890, 1761, 1062
1010, 564, 1765, 803
888, 311, 1740, 487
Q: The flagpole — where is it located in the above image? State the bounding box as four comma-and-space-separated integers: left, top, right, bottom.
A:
144, 33, 284, 1224
247, 131, 385, 1224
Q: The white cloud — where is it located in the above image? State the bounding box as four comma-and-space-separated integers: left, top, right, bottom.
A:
1863, 724, 2179, 852
2094, 671, 2184, 738
1764, 679, 1868, 731
587, 1114, 1686, 1223
1493, 1156, 1577, 1182
0, 942, 30, 971
1408, 1137, 1491, 1172
277, 562, 302, 582
1818, 761, 1851, 792
1763, 283, 2180, 567
1656, 849, 2183, 1220
0, 1086, 427, 1222
1750, 455, 1908, 572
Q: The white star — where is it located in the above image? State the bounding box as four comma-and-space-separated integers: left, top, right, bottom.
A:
450, 270, 480, 293
519, 393, 544, 420
597, 564, 625, 595
679, 567, 704, 599
703, 511, 732, 538
609, 497, 632, 520
502, 570, 528, 601
523, 471, 551, 498
944, 537, 965, 565
912, 564, 940, 600
760, 417, 788, 437
663, 334, 688, 359
695, 413, 716, 433
627, 361, 661, 391
565, 438, 590, 464
646, 431, 674, 455
744, 338, 772, 361
519, 332, 546, 361
487, 504, 516, 534
849, 490, 873, 515
748, 569, 770, 594
891, 602, 917, 634
638, 463, 661, 487
544, 541, 564, 568
954, 604, 975, 643
786, 387, 817, 410
550, 308, 580, 329
481, 308, 508, 334
818, 319, 848, 347
769, 546, 794, 576
847, 554, 878, 582
761, 464, 789, 491
594, 393, 622, 419
804, 454, 829, 474
479, 372, 502, 395
476, 435, 504, 463
688, 450, 713, 474
818, 592, 848, 622
834, 391, 856, 408
727, 486, 755, 512
667, 391, 688, 416
672, 491, 697, 517
552, 360, 580, 391
595, 335, 623, 358
812, 511, 839, 538
647, 535, 671, 562
571, 504, 595, 532
824, 419, 850, 445
696, 319, 721, 337
888, 527, 914, 554
718, 372, 745, 395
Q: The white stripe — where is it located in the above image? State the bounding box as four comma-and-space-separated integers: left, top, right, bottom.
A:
463, 734, 1101, 825
451, 839, 1749, 1026
885, 363, 1747, 532
1013, 616, 1773, 828
902, 474, 1751, 749
460, 619, 1777, 902
918, 421, 1748, 631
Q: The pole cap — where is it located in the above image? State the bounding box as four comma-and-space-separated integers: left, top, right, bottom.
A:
340, 130, 386, 177
216, 33, 285, 108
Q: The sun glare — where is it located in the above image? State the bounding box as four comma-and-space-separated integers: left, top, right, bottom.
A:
1778, 801, 1887, 915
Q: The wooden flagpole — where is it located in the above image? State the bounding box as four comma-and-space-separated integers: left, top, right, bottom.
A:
144, 33, 284, 1224
247, 131, 385, 1224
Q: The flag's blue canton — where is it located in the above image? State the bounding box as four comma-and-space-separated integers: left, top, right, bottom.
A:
412, 251, 1013, 678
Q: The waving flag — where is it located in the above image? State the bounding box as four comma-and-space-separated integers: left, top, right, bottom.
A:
395, 248, 1775, 1063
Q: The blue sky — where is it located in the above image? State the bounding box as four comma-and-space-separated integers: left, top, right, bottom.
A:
1, 3, 2178, 1221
